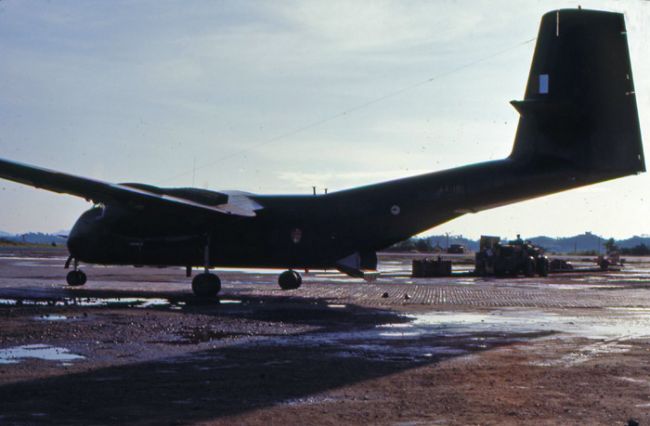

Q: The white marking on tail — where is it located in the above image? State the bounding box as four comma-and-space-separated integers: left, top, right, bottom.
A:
539, 74, 549, 94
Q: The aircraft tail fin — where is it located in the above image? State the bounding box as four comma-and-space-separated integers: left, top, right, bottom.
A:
510, 9, 645, 175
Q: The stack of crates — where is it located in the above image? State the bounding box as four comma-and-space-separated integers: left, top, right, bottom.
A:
412, 257, 452, 277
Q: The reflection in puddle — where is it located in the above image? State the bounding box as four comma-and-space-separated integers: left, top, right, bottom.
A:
0, 344, 85, 364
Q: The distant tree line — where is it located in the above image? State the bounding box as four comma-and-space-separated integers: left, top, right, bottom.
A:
603, 238, 650, 255
621, 244, 650, 255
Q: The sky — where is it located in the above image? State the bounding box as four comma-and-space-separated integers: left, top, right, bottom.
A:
0, 0, 648, 239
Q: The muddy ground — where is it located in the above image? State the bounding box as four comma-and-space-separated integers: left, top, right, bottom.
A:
1, 246, 650, 425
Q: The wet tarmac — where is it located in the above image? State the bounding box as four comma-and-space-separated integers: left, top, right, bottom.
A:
1, 246, 650, 424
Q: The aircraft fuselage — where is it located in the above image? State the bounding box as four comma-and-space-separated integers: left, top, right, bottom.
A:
67, 157, 618, 270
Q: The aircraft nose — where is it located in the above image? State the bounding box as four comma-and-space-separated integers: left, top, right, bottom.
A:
67, 220, 92, 259
67, 207, 104, 260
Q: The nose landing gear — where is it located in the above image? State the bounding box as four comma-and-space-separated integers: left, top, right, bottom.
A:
192, 273, 221, 297
278, 270, 302, 290
65, 257, 87, 286
66, 270, 87, 286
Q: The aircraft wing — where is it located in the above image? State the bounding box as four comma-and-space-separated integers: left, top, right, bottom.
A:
0, 157, 262, 217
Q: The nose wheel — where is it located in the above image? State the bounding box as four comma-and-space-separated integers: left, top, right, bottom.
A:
278, 270, 302, 290
66, 270, 87, 286
65, 257, 87, 286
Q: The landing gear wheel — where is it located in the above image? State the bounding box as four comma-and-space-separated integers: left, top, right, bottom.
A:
66, 270, 87, 286
278, 270, 302, 290
192, 273, 221, 297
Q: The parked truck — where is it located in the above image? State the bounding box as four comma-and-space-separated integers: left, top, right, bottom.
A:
475, 235, 549, 277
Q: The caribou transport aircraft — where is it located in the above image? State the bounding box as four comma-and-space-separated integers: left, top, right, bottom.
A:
0, 9, 644, 297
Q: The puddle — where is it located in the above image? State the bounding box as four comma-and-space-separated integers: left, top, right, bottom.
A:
0, 297, 178, 309
136, 298, 171, 308
258, 312, 549, 362
283, 395, 340, 406
73, 297, 170, 308
0, 344, 85, 364
0, 297, 242, 309
256, 308, 650, 364
33, 314, 68, 321
395, 310, 650, 367
402, 310, 650, 340
154, 330, 251, 345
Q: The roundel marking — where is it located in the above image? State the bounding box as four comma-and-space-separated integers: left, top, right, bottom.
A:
390, 205, 401, 216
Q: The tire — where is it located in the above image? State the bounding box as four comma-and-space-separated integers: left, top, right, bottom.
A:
192, 273, 221, 297
66, 270, 87, 286
278, 270, 302, 290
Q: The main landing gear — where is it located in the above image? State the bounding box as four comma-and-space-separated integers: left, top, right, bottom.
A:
192, 273, 221, 298
278, 270, 302, 290
65, 257, 87, 286
191, 238, 221, 298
